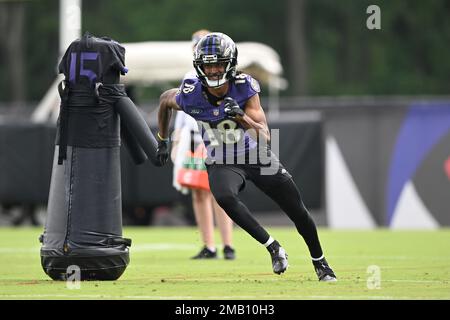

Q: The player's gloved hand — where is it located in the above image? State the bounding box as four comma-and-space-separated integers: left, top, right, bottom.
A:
155, 133, 170, 167
224, 97, 244, 118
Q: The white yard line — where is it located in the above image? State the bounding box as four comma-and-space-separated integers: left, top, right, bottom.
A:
0, 293, 447, 300
1, 248, 448, 260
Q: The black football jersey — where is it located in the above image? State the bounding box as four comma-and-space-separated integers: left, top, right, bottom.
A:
58, 33, 127, 87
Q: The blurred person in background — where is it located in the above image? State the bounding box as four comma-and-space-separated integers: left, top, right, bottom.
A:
155, 32, 336, 281
171, 29, 235, 260
0, 203, 38, 226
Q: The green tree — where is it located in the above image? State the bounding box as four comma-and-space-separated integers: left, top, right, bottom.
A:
1, 0, 450, 104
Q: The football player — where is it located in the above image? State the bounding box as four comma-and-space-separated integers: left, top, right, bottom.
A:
155, 32, 336, 281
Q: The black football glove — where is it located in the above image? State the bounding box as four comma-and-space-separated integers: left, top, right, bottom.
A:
155, 133, 170, 167
224, 97, 244, 118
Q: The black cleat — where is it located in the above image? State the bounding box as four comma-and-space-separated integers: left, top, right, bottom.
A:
267, 240, 288, 275
223, 245, 236, 260
191, 246, 217, 259
313, 257, 337, 282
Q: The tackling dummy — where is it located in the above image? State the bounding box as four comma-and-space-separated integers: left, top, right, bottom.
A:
40, 33, 159, 281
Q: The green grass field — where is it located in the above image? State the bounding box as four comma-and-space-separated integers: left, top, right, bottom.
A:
0, 227, 449, 300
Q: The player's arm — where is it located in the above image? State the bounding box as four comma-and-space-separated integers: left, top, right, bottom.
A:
153, 88, 182, 166
158, 88, 181, 140
226, 94, 270, 142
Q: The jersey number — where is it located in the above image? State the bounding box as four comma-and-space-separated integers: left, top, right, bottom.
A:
200, 119, 242, 145
234, 73, 247, 84
69, 52, 99, 84
182, 83, 195, 94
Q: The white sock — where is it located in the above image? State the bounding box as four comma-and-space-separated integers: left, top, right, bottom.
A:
206, 246, 216, 252
311, 255, 324, 261
263, 236, 275, 247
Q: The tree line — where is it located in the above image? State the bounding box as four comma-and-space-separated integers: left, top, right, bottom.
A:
0, 0, 449, 105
